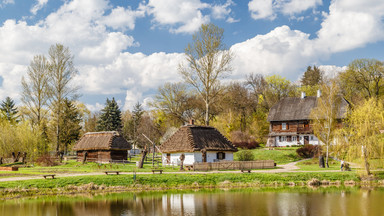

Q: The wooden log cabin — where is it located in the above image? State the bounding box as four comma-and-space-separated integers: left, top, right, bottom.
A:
73, 131, 131, 163
266, 91, 349, 147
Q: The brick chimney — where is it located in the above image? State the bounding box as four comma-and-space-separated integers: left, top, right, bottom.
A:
301, 92, 306, 99
189, 119, 195, 125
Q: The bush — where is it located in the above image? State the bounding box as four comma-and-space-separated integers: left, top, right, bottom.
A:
237, 150, 255, 161
296, 145, 320, 158
233, 141, 260, 149
35, 154, 58, 166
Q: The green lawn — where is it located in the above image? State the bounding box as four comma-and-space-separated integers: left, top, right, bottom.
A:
235, 148, 302, 165
296, 158, 342, 171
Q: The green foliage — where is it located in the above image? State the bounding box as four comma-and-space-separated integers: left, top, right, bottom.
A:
301, 65, 323, 86
0, 97, 19, 123
0, 119, 44, 161
235, 148, 301, 164
59, 99, 82, 153
97, 98, 122, 131
236, 150, 255, 161
341, 98, 384, 175
338, 58, 384, 103
264, 75, 297, 108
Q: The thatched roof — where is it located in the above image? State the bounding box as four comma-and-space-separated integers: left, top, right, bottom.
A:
267, 96, 349, 122
73, 131, 131, 151
160, 125, 237, 153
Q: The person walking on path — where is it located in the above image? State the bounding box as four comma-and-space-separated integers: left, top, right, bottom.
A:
340, 160, 344, 171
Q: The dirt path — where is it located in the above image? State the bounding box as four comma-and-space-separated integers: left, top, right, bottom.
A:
0, 159, 346, 183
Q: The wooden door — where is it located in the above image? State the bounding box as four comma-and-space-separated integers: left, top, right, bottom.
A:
304, 136, 309, 144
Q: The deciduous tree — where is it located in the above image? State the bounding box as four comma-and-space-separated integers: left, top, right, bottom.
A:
179, 23, 233, 126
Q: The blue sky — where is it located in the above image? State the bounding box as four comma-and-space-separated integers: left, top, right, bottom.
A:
0, 0, 384, 112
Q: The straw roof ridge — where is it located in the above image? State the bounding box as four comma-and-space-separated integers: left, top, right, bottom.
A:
73, 131, 131, 151
160, 125, 237, 153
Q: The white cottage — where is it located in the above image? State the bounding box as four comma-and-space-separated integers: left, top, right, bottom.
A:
159, 124, 237, 166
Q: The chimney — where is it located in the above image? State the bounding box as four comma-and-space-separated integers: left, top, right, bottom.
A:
189, 119, 195, 125
317, 89, 321, 98
301, 92, 306, 99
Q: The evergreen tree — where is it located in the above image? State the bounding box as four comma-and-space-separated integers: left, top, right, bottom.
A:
0, 97, 19, 123
301, 66, 323, 86
97, 98, 122, 131
59, 99, 82, 153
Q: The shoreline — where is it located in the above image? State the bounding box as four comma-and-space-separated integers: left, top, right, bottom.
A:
1, 171, 384, 199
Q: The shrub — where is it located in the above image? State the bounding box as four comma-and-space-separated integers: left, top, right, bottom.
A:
237, 150, 255, 161
233, 141, 260, 149
296, 145, 320, 158
35, 154, 58, 166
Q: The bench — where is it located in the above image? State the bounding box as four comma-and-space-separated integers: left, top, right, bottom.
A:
43, 174, 55, 179
152, 169, 163, 174
105, 171, 120, 175
241, 169, 251, 173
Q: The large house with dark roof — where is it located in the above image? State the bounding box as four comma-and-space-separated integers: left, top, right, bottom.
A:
159, 123, 237, 166
73, 131, 131, 163
267, 91, 349, 147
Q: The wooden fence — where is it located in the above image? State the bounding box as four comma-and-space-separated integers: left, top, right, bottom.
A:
193, 160, 275, 171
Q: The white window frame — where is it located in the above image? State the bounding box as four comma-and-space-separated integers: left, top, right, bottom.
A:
292, 136, 297, 142
282, 123, 287, 130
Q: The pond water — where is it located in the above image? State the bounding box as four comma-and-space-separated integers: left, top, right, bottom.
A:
1, 187, 384, 216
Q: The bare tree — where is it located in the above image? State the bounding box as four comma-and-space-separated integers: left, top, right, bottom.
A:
21, 55, 50, 126
48, 44, 79, 155
311, 79, 342, 168
179, 23, 233, 126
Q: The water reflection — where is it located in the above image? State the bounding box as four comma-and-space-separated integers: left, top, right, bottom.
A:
1, 188, 384, 216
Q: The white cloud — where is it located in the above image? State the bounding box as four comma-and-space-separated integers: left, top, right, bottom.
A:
0, 0, 14, 8
248, 0, 275, 20
212, 0, 234, 20
231, 25, 321, 80
315, 0, 384, 53
147, 0, 210, 34
100, 5, 145, 31
281, 0, 322, 15
31, 0, 48, 15
318, 65, 347, 79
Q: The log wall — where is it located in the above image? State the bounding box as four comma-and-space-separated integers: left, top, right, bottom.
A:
76, 150, 128, 163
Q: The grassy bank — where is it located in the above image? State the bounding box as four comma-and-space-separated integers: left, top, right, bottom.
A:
1, 171, 383, 199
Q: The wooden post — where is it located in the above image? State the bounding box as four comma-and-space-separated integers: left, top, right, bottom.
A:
179, 153, 185, 171
82, 151, 88, 164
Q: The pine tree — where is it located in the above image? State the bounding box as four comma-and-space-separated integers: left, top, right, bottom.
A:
301, 66, 323, 86
0, 97, 19, 123
59, 99, 82, 153
97, 98, 122, 131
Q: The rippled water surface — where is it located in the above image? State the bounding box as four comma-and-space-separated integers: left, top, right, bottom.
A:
1, 188, 384, 216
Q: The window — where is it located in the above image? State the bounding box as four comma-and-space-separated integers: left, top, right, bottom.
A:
287, 136, 292, 142
311, 136, 314, 140
217, 152, 225, 160
292, 136, 297, 142
282, 123, 287, 130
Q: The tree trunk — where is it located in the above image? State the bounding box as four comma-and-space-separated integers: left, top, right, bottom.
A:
319, 155, 325, 168
21, 152, 27, 164
362, 145, 371, 176
13, 152, 21, 163
138, 146, 148, 168
0, 157, 2, 165
326, 144, 329, 168
205, 101, 209, 126
179, 153, 185, 171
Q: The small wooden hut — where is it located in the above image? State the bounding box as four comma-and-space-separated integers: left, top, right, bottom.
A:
73, 131, 131, 163
160, 124, 237, 166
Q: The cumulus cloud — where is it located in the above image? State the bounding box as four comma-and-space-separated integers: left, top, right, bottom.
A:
0, 0, 14, 8
147, 0, 236, 33
281, 0, 322, 15
30, 0, 48, 15
248, 0, 322, 20
231, 25, 321, 80
100, 5, 146, 31
248, 0, 275, 20
315, 0, 384, 53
